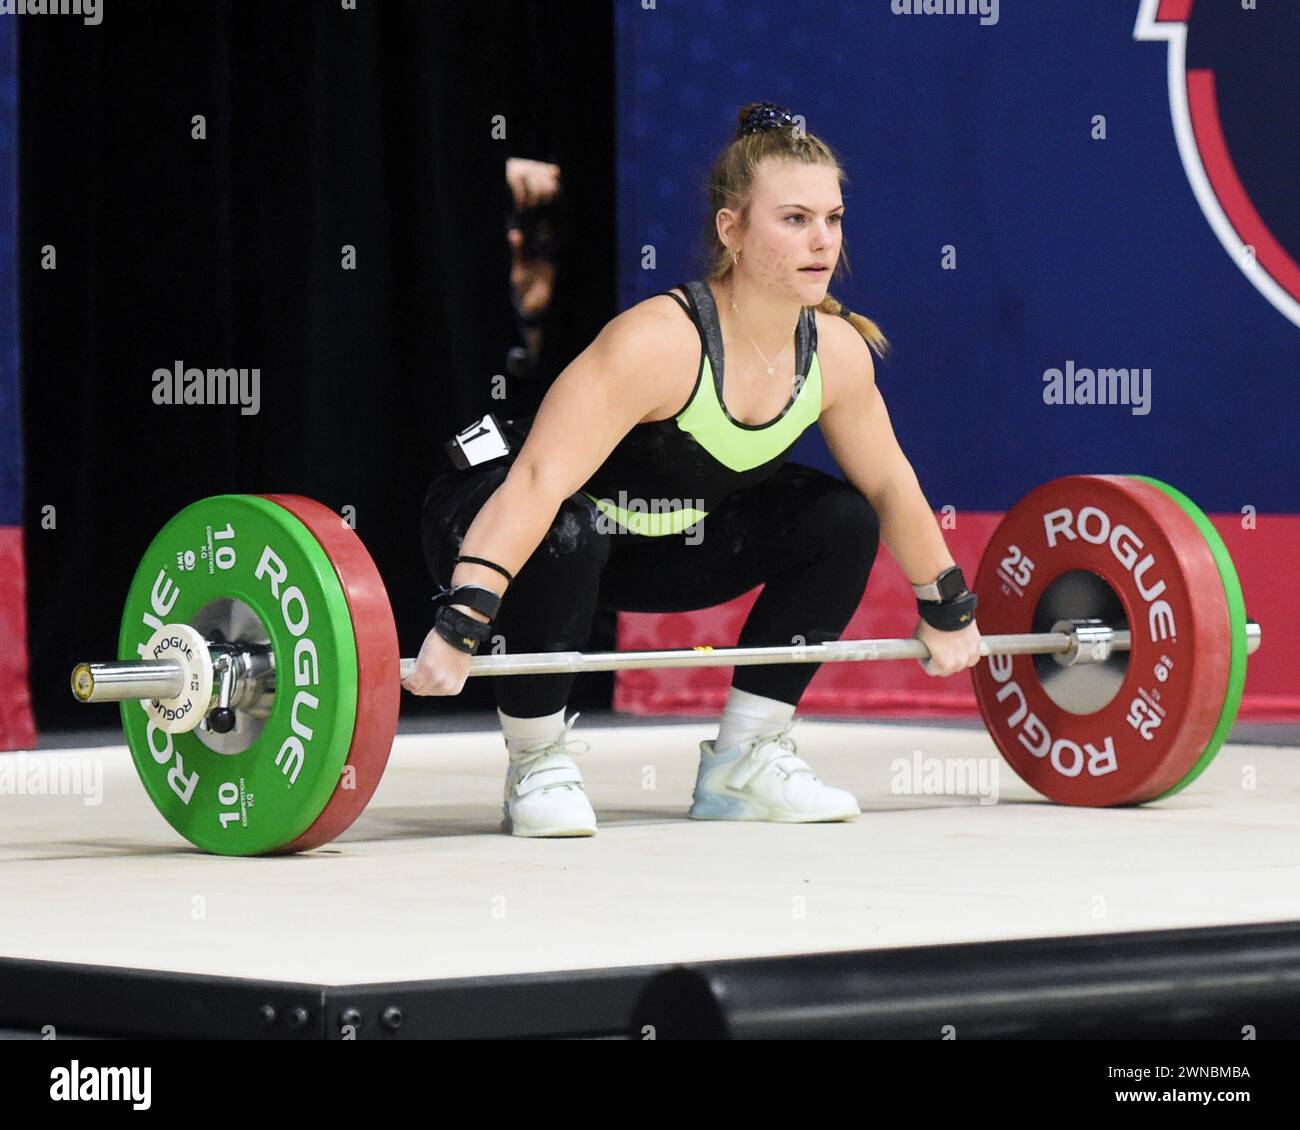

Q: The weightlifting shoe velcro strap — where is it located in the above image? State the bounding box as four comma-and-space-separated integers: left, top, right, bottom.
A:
431, 583, 502, 620
514, 754, 585, 798
725, 725, 814, 790
433, 605, 493, 655
510, 712, 590, 796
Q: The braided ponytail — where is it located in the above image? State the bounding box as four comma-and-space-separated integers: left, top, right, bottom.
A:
815, 294, 889, 359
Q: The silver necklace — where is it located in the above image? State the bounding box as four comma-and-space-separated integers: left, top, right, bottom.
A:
729, 295, 791, 376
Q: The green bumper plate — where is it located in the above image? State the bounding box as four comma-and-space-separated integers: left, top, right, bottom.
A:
119, 495, 359, 854
1128, 476, 1248, 799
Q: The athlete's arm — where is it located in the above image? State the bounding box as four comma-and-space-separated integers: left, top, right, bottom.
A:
402, 299, 685, 695
447, 299, 685, 602
818, 316, 979, 678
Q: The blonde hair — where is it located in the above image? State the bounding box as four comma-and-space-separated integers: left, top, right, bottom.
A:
699, 103, 888, 358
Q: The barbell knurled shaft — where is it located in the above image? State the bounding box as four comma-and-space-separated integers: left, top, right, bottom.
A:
440, 631, 1085, 679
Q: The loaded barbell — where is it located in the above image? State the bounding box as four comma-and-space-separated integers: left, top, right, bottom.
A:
68, 476, 1260, 854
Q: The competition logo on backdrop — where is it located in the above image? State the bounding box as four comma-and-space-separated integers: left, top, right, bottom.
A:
1136, 0, 1300, 329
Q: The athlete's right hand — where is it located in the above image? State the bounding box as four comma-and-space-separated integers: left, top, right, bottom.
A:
401, 624, 474, 696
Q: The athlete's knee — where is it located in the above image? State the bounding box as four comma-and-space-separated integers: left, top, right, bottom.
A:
420, 467, 507, 585
805, 483, 880, 558
536, 492, 613, 568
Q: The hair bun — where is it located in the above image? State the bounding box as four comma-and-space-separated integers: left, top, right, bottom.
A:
736, 102, 798, 139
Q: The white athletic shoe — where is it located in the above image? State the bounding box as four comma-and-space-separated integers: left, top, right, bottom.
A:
502, 712, 597, 837
688, 719, 860, 823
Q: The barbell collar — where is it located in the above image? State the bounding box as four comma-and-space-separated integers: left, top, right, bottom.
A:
1050, 618, 1114, 668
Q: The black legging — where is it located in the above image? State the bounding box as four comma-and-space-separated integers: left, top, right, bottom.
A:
420, 460, 881, 717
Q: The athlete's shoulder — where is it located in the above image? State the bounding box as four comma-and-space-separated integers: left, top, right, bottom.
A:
631, 284, 695, 322
812, 304, 870, 357
600, 286, 697, 351
812, 306, 877, 412
577, 288, 696, 398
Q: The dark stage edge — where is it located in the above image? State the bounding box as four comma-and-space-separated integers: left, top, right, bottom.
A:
4, 921, 1300, 1039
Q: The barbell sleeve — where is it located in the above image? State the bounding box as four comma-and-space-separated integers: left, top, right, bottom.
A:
70, 661, 188, 704
71, 620, 1261, 704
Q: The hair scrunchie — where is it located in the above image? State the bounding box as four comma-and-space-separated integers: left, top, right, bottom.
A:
737, 102, 798, 139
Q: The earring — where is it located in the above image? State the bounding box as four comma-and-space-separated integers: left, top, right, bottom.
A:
732, 249, 739, 266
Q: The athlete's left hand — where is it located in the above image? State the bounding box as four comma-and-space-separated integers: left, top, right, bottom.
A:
913, 618, 982, 677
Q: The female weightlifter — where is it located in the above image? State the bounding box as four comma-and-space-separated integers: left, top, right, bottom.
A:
404, 102, 983, 836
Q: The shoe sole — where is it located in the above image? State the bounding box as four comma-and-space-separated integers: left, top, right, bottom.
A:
501, 808, 597, 837
503, 823, 598, 837
687, 793, 860, 823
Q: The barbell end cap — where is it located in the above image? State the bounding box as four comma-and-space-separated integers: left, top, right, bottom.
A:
1245, 619, 1261, 656
70, 664, 95, 702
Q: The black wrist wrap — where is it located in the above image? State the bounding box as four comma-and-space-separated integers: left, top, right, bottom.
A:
917, 590, 978, 631
434, 606, 494, 655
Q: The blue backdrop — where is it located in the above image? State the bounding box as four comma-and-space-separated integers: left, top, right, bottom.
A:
614, 0, 1299, 513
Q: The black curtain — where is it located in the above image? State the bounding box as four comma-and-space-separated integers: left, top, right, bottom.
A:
20, 0, 617, 728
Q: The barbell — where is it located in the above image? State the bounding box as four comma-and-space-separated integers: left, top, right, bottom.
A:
68, 475, 1260, 854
